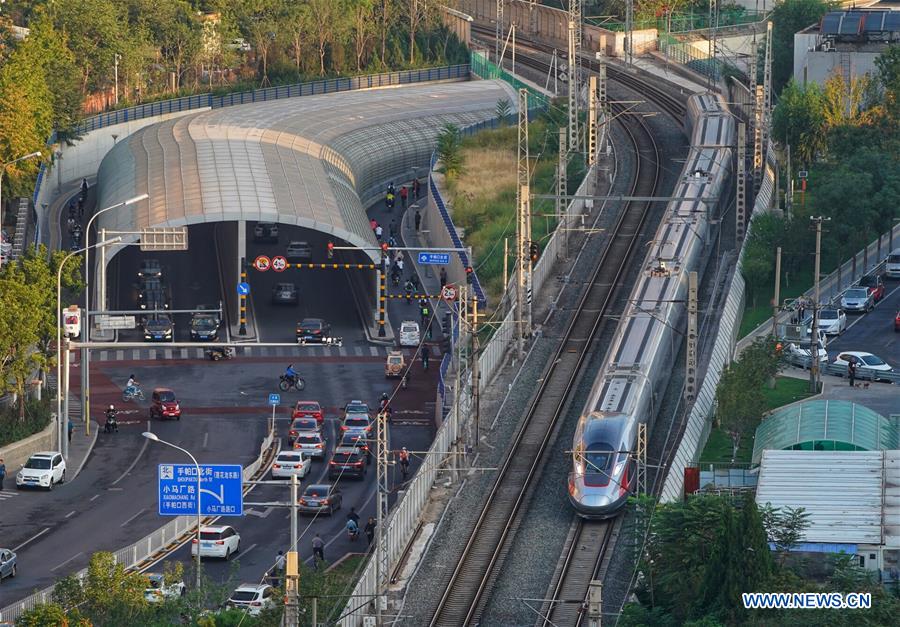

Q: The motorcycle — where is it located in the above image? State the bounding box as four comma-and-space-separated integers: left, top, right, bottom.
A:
385, 193, 395, 210
104, 414, 119, 433
122, 386, 145, 402
278, 374, 306, 392
206, 347, 235, 361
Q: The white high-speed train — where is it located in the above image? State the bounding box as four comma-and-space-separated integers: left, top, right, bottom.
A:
568, 93, 735, 518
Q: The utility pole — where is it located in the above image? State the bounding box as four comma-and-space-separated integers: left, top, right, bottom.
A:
528, 0, 537, 33
567, 20, 579, 153
785, 143, 793, 219
114, 53, 121, 106
495, 0, 504, 63
375, 410, 390, 623
471, 293, 480, 448
587, 75, 598, 166
516, 88, 531, 357
587, 580, 603, 627
685, 271, 699, 403
284, 476, 300, 627
557, 127, 568, 262
569, 0, 582, 47
762, 20, 773, 164
635, 423, 647, 496
625, 0, 634, 67
598, 61, 607, 111
809, 217, 829, 394
736, 122, 747, 245
708, 0, 718, 89
772, 246, 782, 342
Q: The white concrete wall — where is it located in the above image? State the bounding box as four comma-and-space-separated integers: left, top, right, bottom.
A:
794, 48, 883, 87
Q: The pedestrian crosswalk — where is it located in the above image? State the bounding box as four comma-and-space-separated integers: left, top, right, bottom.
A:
68, 344, 405, 363
0, 489, 19, 501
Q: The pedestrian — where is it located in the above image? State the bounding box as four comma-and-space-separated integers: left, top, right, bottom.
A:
80, 177, 88, 199
421, 344, 431, 370
389, 219, 397, 237
370, 218, 377, 231
414, 210, 421, 232
419, 301, 430, 326
396, 257, 404, 275
382, 255, 390, 274
0, 458, 5, 490
273, 550, 285, 587
312, 534, 325, 568
848, 359, 856, 387
347, 507, 360, 527
400, 185, 408, 209
797, 298, 806, 325
439, 267, 447, 288
68, 419, 74, 442
375, 224, 383, 241
365, 517, 376, 545
412, 177, 420, 199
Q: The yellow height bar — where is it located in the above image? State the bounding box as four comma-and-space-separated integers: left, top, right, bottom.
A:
239, 266, 247, 336
378, 269, 387, 338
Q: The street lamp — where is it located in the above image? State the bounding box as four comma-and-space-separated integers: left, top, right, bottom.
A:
0, 151, 42, 267
56, 236, 122, 459
142, 432, 203, 590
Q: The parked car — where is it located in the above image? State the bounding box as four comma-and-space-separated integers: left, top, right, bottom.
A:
840, 287, 874, 313
297, 484, 342, 515
886, 248, 900, 279
253, 222, 279, 243
288, 416, 320, 438
271, 282, 298, 305
286, 241, 312, 262
785, 339, 828, 368
150, 387, 181, 420
340, 432, 371, 464
16, 452, 66, 490
857, 274, 886, 302
399, 321, 420, 347
328, 447, 367, 480
816, 308, 847, 336
292, 431, 326, 459
297, 318, 331, 343
137, 259, 163, 280
227, 584, 275, 616
143, 315, 174, 341
0, 549, 16, 581
227, 38, 251, 52
191, 525, 240, 560
271, 451, 311, 479
292, 400, 323, 424
144, 573, 186, 603
833, 351, 894, 379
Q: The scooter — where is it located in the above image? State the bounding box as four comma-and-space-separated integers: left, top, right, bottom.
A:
104, 415, 119, 433
206, 347, 235, 361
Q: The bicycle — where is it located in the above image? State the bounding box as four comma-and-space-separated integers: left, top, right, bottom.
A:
122, 387, 145, 402
278, 374, 306, 392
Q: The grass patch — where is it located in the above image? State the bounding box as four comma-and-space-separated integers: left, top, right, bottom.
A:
0, 396, 53, 448
298, 554, 366, 624
739, 268, 815, 339
699, 376, 813, 465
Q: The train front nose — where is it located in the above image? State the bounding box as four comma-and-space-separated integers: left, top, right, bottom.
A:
568, 473, 623, 518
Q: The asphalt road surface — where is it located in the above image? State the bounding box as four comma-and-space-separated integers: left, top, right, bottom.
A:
823, 276, 900, 368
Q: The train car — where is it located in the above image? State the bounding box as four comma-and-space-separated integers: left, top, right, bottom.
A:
568, 93, 734, 518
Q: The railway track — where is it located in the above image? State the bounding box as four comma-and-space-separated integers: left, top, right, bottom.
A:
428, 64, 664, 626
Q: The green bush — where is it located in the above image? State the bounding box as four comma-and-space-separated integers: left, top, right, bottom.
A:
0, 395, 53, 448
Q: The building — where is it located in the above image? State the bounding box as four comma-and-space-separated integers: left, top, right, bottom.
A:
793, 8, 900, 87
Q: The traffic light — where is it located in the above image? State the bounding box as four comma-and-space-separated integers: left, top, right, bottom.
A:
327, 241, 334, 259
529, 241, 540, 263
465, 266, 474, 284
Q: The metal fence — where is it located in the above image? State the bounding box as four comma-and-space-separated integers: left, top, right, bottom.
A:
0, 431, 275, 623
470, 51, 550, 110
74, 65, 472, 135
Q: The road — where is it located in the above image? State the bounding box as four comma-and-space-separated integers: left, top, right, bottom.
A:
823, 276, 900, 368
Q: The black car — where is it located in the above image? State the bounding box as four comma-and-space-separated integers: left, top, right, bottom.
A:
254, 222, 279, 243
296, 318, 331, 343
339, 432, 371, 464
138, 278, 170, 311
143, 315, 174, 341
190, 314, 219, 340
272, 283, 298, 305
137, 259, 163, 280
286, 241, 312, 262
297, 484, 342, 515
328, 447, 367, 480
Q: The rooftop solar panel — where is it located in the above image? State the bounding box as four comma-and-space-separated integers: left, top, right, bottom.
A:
839, 13, 863, 35
821, 13, 843, 35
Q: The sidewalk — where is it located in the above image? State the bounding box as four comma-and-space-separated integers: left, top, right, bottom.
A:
48, 374, 99, 480
779, 366, 898, 417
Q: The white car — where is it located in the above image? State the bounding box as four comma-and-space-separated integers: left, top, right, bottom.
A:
271, 451, 311, 479
191, 525, 240, 560
833, 352, 894, 378
816, 309, 847, 336
399, 320, 421, 347
227, 583, 275, 616
16, 452, 66, 490
785, 339, 828, 368
144, 573, 186, 603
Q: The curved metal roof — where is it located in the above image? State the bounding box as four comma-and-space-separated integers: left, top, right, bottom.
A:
752, 399, 900, 465
94, 79, 518, 260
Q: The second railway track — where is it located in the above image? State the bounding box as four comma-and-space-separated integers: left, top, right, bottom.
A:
429, 72, 666, 626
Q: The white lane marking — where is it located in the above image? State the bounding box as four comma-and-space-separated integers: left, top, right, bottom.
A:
89, 493, 100, 502
369, 346, 379, 356
111, 428, 150, 486
65, 510, 77, 518
239, 542, 258, 559
202, 432, 209, 449
120, 508, 147, 527
13, 527, 50, 552
0, 490, 18, 500
354, 346, 363, 356
51, 551, 84, 572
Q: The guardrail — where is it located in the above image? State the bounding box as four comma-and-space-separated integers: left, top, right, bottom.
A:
0, 431, 276, 623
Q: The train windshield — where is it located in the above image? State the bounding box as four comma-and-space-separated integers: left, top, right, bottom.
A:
583, 442, 615, 486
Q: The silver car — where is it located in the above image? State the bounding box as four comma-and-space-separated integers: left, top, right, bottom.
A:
840, 287, 874, 313
286, 241, 312, 262
293, 431, 326, 459
0, 548, 16, 581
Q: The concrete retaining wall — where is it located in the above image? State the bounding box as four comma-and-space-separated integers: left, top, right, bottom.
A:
0, 421, 57, 479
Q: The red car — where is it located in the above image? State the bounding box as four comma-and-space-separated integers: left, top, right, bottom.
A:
292, 400, 323, 425
150, 388, 181, 420
858, 274, 885, 302
894, 309, 900, 332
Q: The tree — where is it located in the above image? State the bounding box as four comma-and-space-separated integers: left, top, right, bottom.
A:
875, 44, 900, 119
0, 267, 43, 419
349, 0, 377, 72
437, 123, 463, 178
495, 98, 512, 124
820, 71, 877, 130
51, 0, 126, 94
237, 0, 283, 86
772, 80, 825, 165
760, 503, 811, 566
15, 602, 87, 627
770, 0, 831, 93
305, 0, 346, 77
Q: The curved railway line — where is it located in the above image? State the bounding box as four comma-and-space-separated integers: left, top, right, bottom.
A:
428, 45, 681, 625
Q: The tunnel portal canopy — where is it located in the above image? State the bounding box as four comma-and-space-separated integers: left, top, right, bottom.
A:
95, 79, 518, 261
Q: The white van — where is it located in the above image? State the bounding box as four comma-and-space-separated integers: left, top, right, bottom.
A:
886, 248, 900, 279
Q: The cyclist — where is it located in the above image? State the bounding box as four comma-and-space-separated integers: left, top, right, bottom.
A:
284, 364, 299, 384
124, 374, 140, 397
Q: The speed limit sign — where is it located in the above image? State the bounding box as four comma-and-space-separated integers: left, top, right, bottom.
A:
441, 285, 457, 301
271, 256, 287, 272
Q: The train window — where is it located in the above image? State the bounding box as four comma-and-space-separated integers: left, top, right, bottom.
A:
584, 442, 615, 486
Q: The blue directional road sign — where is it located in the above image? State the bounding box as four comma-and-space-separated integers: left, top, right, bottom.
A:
417, 252, 450, 265
236, 282, 250, 296
268, 393, 280, 406
157, 464, 243, 516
